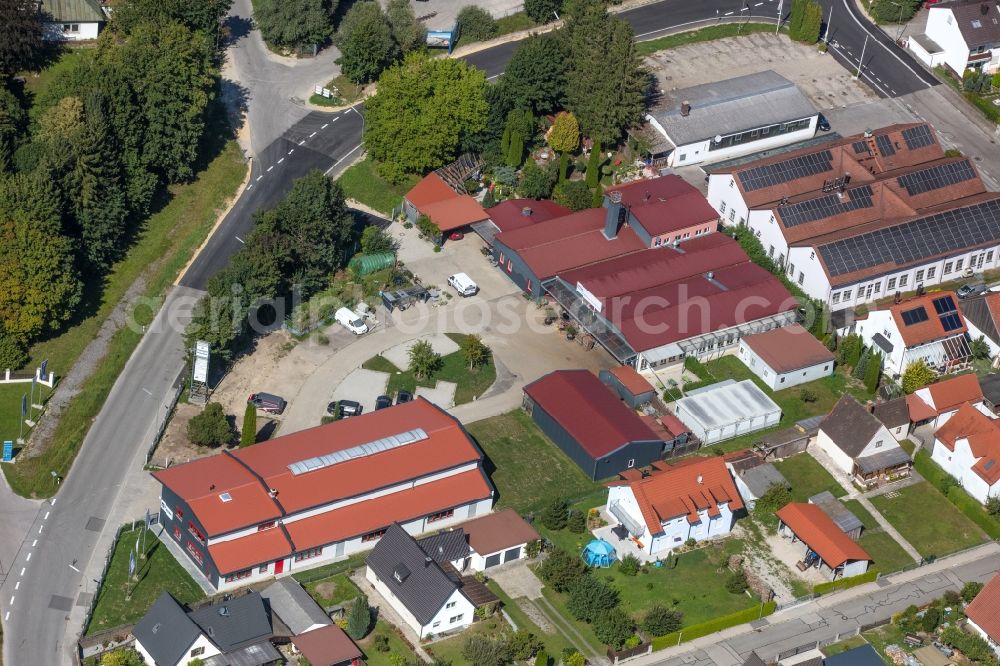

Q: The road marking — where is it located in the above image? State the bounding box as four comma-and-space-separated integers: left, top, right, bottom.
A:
754, 2, 763, 5
288, 149, 294, 155
266, 165, 274, 172
19, 568, 24, 577
331, 116, 339, 122
50, 499, 55, 506
724, 10, 734, 15
142, 388, 152, 396
321, 123, 329, 129
324, 144, 364, 176
246, 184, 253, 190
277, 158, 284, 164
68, 563, 80, 573
486, 73, 501, 81
309, 131, 317, 138
14, 582, 19, 590
235, 236, 245, 244
31, 540, 36, 547
25, 553, 30, 562
256, 175, 263, 181
837, 0, 934, 90
635, 15, 778, 40
8, 597, 12, 605
44, 511, 49, 520
299, 140, 305, 145
4, 612, 8, 621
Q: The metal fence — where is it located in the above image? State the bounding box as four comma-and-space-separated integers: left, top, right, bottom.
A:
144, 369, 187, 465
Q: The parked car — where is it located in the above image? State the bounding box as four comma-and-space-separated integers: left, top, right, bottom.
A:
375, 395, 393, 410
448, 272, 479, 297
395, 390, 413, 405
817, 115, 831, 132
249, 392, 286, 414
448, 231, 465, 241
335, 307, 368, 334
337, 399, 363, 418
957, 283, 986, 299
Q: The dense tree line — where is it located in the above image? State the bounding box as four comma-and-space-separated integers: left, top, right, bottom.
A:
0, 0, 227, 367
253, 0, 338, 51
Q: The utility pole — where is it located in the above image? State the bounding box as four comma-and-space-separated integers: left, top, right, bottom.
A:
824, 3, 834, 44
776, 0, 783, 32
855, 33, 870, 80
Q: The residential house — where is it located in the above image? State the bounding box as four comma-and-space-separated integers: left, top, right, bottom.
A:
291, 625, 363, 666
776, 503, 873, 580
909, 0, 1000, 76
365, 524, 491, 639
729, 461, 790, 511
605, 456, 744, 557
931, 402, 1000, 503
152, 398, 494, 591
737, 323, 835, 390
873, 397, 912, 441
640, 71, 818, 168
673, 380, 782, 445
133, 591, 280, 666
707, 123, 1000, 311
453, 509, 540, 570
906, 372, 988, 427
471, 198, 570, 247
850, 291, 972, 378
965, 571, 1000, 657
39, 0, 106, 41
815, 396, 912, 487
960, 290, 1000, 363
522, 370, 665, 480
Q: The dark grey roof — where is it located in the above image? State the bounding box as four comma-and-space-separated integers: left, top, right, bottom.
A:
825, 644, 885, 666
960, 294, 1000, 346
855, 446, 912, 474
742, 652, 767, 666
873, 398, 910, 428
418, 529, 471, 563
809, 491, 863, 534
366, 524, 463, 626
188, 592, 273, 654
201, 641, 283, 666
819, 396, 884, 459
132, 592, 202, 666
872, 332, 895, 354
980, 374, 1000, 406
739, 463, 789, 498
40, 0, 105, 23
260, 578, 331, 636
651, 70, 816, 146
942, 0, 1000, 48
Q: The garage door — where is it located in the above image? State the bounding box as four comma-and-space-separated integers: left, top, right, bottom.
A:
484, 553, 502, 568
503, 547, 521, 563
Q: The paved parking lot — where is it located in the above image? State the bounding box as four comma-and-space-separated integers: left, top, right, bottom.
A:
331, 368, 390, 413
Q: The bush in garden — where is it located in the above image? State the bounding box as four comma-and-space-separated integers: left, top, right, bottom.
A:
538, 547, 588, 592
962, 581, 984, 602
618, 553, 640, 576
641, 604, 683, 636
593, 607, 634, 649
567, 575, 619, 622
541, 496, 569, 530
567, 509, 586, 533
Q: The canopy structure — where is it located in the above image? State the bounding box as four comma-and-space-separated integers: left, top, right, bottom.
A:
582, 539, 617, 568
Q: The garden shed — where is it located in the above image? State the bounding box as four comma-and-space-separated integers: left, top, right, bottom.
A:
600, 366, 657, 407
673, 380, 781, 444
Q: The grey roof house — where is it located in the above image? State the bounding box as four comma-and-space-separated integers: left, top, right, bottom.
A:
816, 396, 913, 488
39, 0, 106, 41
730, 461, 789, 511
260, 577, 332, 637
809, 491, 864, 541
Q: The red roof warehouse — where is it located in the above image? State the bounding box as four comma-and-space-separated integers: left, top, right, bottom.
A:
153, 399, 494, 590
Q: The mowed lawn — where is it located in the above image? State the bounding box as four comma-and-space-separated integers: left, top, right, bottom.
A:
869, 482, 988, 558
86, 528, 205, 635
465, 410, 600, 512
0, 383, 51, 449
337, 157, 418, 215
841, 499, 916, 573
773, 454, 848, 502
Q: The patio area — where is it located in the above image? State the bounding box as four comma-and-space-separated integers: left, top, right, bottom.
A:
764, 529, 834, 586
593, 507, 661, 564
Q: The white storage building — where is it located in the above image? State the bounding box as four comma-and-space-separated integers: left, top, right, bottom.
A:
673, 380, 782, 444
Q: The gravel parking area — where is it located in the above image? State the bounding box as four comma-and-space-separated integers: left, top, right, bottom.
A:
332, 368, 390, 413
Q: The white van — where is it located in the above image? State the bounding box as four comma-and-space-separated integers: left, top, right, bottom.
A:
448, 272, 479, 297
335, 307, 368, 335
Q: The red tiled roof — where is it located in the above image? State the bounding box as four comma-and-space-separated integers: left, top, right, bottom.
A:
487, 199, 571, 233
605, 176, 718, 238
153, 399, 483, 536
742, 324, 834, 374
966, 572, 1000, 644
292, 625, 362, 666
905, 394, 938, 423
609, 365, 654, 397
886, 291, 967, 347
776, 503, 872, 568
209, 526, 293, 575
523, 370, 661, 459
457, 509, 541, 556
607, 174, 702, 208
934, 403, 1000, 485
658, 413, 691, 438
495, 207, 608, 251
405, 172, 457, 209
422, 196, 489, 231
613, 456, 743, 533
924, 373, 984, 413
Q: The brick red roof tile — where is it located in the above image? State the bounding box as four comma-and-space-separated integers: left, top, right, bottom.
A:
966, 572, 1000, 643
885, 291, 967, 347
776, 503, 871, 567
405, 172, 457, 209
741, 324, 834, 374
934, 403, 1000, 485
292, 625, 362, 666
924, 373, 984, 413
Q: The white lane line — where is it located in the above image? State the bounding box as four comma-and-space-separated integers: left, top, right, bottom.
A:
266, 165, 274, 172
324, 144, 364, 176
309, 131, 317, 138
26, 553, 31, 562
44, 511, 50, 520
32, 540, 36, 547
50, 499, 55, 506
19, 568, 24, 577
256, 175, 263, 182
68, 563, 80, 573
246, 184, 253, 190
321, 123, 329, 129
38, 525, 42, 534
754, 2, 763, 5
838, 0, 933, 90
4, 612, 8, 621
288, 149, 294, 155
331, 116, 340, 122
277, 158, 284, 164
141, 388, 152, 396
724, 10, 734, 15
299, 139, 306, 145
14, 582, 19, 590
486, 73, 501, 81
8, 596, 13, 605
235, 236, 245, 244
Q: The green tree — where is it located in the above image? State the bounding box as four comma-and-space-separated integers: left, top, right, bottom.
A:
501, 34, 569, 114
534, 650, 548, 666
110, 0, 232, 40
0, 86, 26, 173
564, 652, 585, 666
901, 360, 936, 394
586, 141, 603, 189
502, 108, 534, 168
457, 6, 499, 42
985, 496, 1000, 518
240, 403, 257, 447
0, 0, 43, 77
869, 0, 921, 24
641, 605, 683, 636
788, 0, 806, 40
386, 0, 423, 52
346, 594, 372, 639
852, 346, 869, 381
618, 553, 639, 576
864, 350, 882, 394
593, 607, 633, 648
564, 0, 647, 144
461, 334, 491, 370
540, 495, 569, 530
335, 2, 400, 84
101, 648, 144, 666
525, 0, 561, 23
537, 547, 587, 592
365, 53, 488, 183
408, 339, 441, 380
187, 402, 233, 447
548, 111, 580, 154
962, 580, 984, 602
507, 629, 543, 660
798, 0, 823, 43
567, 508, 586, 533
360, 225, 398, 254
921, 606, 941, 633
725, 569, 749, 594
553, 180, 593, 211
518, 161, 555, 199
0, 324, 28, 370
462, 633, 510, 666
971, 335, 992, 360
253, 0, 335, 50
754, 482, 792, 517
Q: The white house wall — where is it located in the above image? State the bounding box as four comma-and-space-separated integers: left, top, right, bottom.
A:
422, 589, 476, 637
965, 318, 1000, 361
931, 436, 1000, 504
842, 559, 870, 578
667, 119, 817, 168
738, 340, 832, 390
853, 310, 907, 376
605, 486, 734, 556
856, 425, 901, 460
135, 633, 220, 666
925, 8, 974, 75
706, 175, 750, 229
43, 21, 101, 41
967, 619, 1000, 658
814, 431, 856, 476
366, 567, 425, 637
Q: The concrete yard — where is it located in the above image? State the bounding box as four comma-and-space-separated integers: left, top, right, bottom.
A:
331, 368, 390, 413
380, 333, 460, 370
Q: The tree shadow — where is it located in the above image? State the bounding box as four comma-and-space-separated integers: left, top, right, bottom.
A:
218, 77, 250, 142
221, 15, 252, 49
256, 419, 278, 443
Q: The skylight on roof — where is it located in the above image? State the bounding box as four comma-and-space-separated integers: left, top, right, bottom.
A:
219, 492, 232, 502
287, 428, 430, 475
972, 19, 982, 28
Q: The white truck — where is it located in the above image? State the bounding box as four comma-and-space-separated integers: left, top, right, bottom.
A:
448, 272, 479, 297
335, 307, 369, 335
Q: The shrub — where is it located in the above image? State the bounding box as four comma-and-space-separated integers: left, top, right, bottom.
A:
567, 509, 586, 533
462, 633, 509, 666
593, 607, 634, 649
508, 629, 543, 660
457, 6, 499, 42
373, 633, 391, 652
541, 496, 569, 530
240, 403, 257, 447
624, 635, 642, 649
725, 569, 749, 594
962, 581, 984, 603
641, 604, 683, 636
525, 0, 561, 23
940, 625, 1000, 664
684, 538, 696, 548
563, 651, 585, 666
519, 161, 555, 199
567, 576, 620, 622
346, 594, 371, 639
525, 539, 542, 558
799, 388, 818, 403
187, 403, 233, 447
618, 553, 640, 576
408, 339, 441, 380
921, 606, 941, 633
538, 547, 588, 592
553, 180, 593, 211
534, 650, 548, 666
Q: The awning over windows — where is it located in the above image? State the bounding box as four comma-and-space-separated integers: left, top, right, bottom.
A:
609, 500, 646, 537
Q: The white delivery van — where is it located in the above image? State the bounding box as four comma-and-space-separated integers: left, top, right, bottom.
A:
335, 307, 369, 335
448, 272, 479, 297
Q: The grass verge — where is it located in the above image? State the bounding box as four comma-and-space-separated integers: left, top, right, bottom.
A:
337, 156, 419, 216
914, 449, 1000, 540
86, 528, 205, 635
304, 572, 361, 608
486, 580, 577, 657
0, 383, 52, 448
773, 453, 848, 501
637, 23, 784, 56
309, 74, 364, 107
3, 135, 246, 498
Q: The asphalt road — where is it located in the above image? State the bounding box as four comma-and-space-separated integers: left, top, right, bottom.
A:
0, 0, 947, 663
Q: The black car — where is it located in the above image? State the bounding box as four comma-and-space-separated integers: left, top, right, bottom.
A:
338, 399, 363, 417
817, 115, 831, 132
248, 392, 286, 414
395, 390, 413, 405
375, 395, 393, 410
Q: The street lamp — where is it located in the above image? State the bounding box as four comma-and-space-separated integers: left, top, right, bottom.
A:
888, 0, 907, 42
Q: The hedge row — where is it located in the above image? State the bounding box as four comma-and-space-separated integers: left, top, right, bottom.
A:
650, 601, 777, 650
813, 569, 878, 595
913, 451, 1000, 540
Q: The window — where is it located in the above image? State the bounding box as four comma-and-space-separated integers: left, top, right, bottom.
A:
259, 564, 268, 574
224, 569, 252, 583
788, 263, 795, 277
188, 522, 206, 545
427, 509, 455, 523
294, 547, 323, 562
988, 251, 995, 263
798, 272, 804, 285
780, 377, 785, 384
446, 601, 457, 609
257, 521, 275, 531
809, 251, 815, 260
627, 458, 635, 468
899, 275, 908, 287
173, 527, 182, 541
450, 614, 465, 624
832, 292, 841, 304
927, 267, 936, 279
956, 259, 964, 271
944, 261, 953, 274
362, 529, 386, 543
185, 542, 204, 566
175, 506, 184, 520
915, 269, 925, 283
874, 440, 883, 448
191, 647, 205, 658
729, 209, 736, 221
678, 154, 686, 161
729, 180, 735, 188
62, 23, 79, 33
720, 201, 727, 214
887, 278, 897, 291
433, 621, 441, 628
874, 282, 881, 294
768, 245, 775, 258
843, 290, 852, 299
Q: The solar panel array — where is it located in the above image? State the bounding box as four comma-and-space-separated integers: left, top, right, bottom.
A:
901, 307, 929, 326
737, 150, 834, 192
875, 134, 896, 156
852, 141, 869, 155
778, 185, 875, 228
896, 160, 977, 196
902, 124, 934, 150
933, 295, 957, 314
818, 197, 1000, 277
287, 428, 429, 475
933, 295, 963, 331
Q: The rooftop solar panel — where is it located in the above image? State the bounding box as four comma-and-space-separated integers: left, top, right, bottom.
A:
933, 295, 957, 314
852, 141, 868, 154
778, 185, 875, 228
875, 134, 896, 156
896, 160, 977, 196
902, 124, 934, 150
737, 150, 834, 192
817, 197, 1000, 277
901, 307, 929, 326
940, 312, 963, 332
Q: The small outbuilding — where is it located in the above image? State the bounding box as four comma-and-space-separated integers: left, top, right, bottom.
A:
291, 625, 362, 666
454, 509, 540, 570
731, 462, 789, 511
737, 324, 834, 391
673, 380, 782, 445
600, 366, 657, 408
808, 491, 863, 541
776, 503, 872, 580
403, 171, 488, 235
523, 370, 665, 480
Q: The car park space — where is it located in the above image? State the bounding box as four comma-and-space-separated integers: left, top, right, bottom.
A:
330, 368, 390, 416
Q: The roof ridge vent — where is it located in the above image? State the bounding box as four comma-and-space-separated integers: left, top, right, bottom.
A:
288, 428, 430, 475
